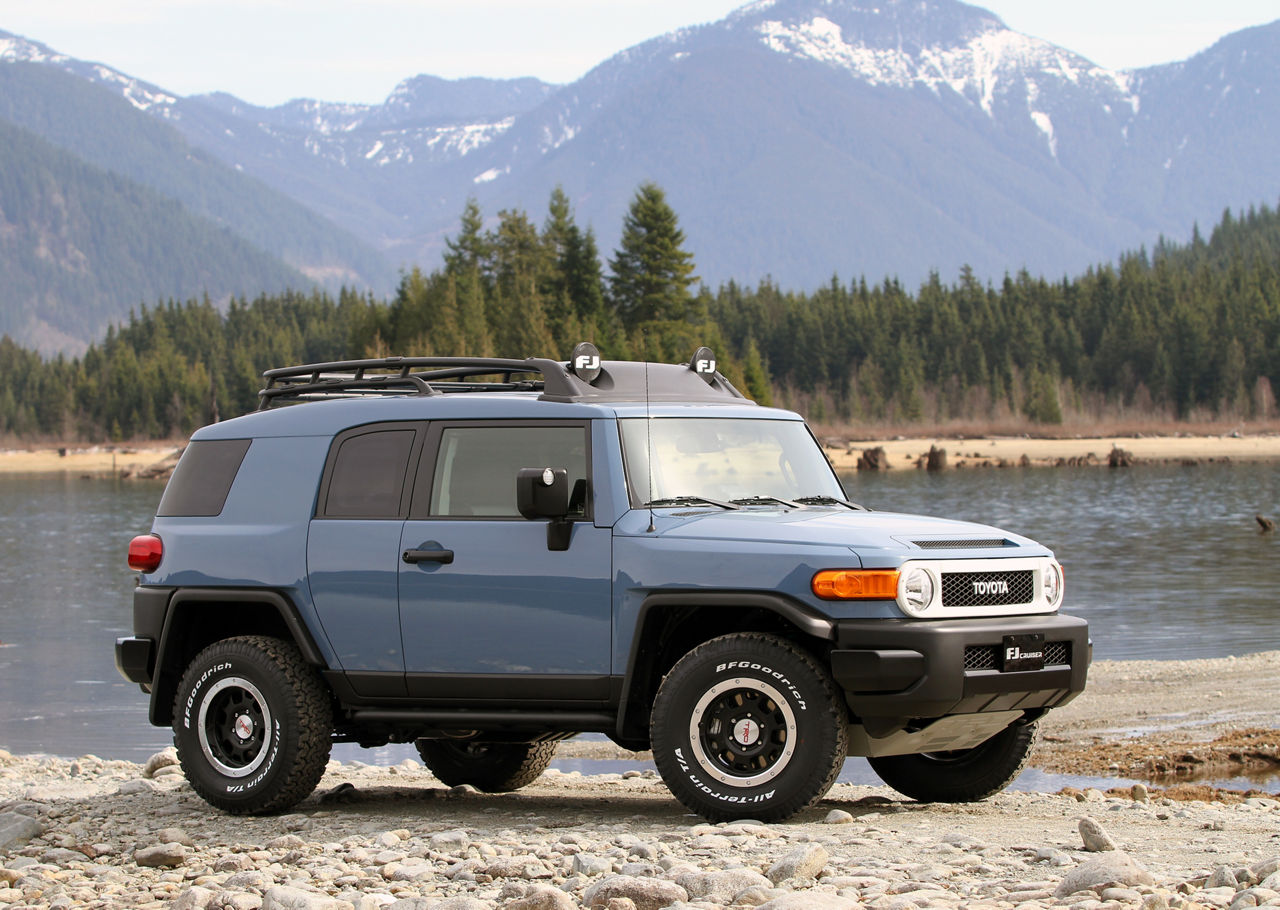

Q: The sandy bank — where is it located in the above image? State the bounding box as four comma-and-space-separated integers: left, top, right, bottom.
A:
4, 434, 1280, 479
823, 434, 1280, 472
0, 446, 181, 477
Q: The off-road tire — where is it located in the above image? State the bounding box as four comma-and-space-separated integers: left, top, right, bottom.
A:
868, 719, 1038, 802
172, 635, 332, 815
650, 632, 849, 822
415, 740, 557, 792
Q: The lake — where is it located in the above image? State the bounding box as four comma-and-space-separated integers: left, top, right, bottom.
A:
1, 463, 1277, 784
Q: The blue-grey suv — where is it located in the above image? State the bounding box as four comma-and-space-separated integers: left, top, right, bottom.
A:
116, 345, 1088, 822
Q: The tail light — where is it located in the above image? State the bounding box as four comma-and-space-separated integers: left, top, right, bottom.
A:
128, 535, 163, 573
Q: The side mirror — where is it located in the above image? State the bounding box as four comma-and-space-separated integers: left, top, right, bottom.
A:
516, 467, 569, 520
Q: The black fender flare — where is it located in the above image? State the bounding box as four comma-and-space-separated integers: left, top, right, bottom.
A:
614, 591, 836, 745
149, 588, 329, 726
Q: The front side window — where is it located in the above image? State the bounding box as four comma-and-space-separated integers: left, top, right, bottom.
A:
619, 417, 844, 506
429, 425, 589, 518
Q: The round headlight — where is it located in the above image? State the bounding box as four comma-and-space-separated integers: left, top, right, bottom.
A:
1043, 563, 1063, 608
897, 567, 935, 616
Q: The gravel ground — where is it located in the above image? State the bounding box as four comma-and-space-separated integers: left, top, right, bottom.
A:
3, 653, 1279, 910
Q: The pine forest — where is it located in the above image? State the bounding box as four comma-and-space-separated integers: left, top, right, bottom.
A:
2, 183, 1279, 442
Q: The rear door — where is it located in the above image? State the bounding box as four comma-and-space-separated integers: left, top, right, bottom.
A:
307, 422, 424, 697
398, 421, 612, 702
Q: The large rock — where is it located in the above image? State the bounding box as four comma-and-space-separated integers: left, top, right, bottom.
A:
143, 749, 180, 778
171, 886, 217, 910
674, 868, 774, 901
262, 886, 356, 910
758, 894, 861, 909
1079, 816, 1118, 852
583, 874, 688, 910
767, 844, 830, 883
422, 898, 493, 910
1055, 852, 1156, 898
572, 853, 614, 876
505, 884, 578, 910
134, 843, 188, 868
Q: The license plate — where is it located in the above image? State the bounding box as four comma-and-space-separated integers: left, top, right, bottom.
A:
1001, 633, 1045, 672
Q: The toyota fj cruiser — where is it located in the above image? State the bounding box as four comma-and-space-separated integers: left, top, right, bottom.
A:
117, 344, 1088, 822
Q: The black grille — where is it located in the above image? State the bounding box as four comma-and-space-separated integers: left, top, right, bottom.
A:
1043, 641, 1070, 666
963, 641, 1071, 671
964, 646, 998, 670
941, 570, 1034, 607
913, 538, 1008, 549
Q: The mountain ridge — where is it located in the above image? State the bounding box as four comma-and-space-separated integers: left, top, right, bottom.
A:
3, 1, 1279, 303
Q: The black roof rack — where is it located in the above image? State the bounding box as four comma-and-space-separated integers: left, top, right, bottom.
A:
256, 346, 751, 409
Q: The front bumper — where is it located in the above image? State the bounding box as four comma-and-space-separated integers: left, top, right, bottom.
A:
830, 613, 1089, 724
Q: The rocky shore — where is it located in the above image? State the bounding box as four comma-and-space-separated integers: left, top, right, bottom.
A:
2, 744, 1277, 910
4, 655, 1279, 910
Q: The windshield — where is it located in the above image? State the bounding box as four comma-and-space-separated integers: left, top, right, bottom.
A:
619, 417, 845, 506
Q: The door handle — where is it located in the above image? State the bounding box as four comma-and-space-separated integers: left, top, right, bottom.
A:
402, 548, 454, 565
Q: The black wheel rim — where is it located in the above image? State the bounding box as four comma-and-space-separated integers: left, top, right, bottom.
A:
688, 676, 797, 788
198, 676, 273, 778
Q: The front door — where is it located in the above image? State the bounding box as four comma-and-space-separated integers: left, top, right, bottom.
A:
398, 421, 612, 702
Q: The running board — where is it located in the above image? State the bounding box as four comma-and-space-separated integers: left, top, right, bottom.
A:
348, 708, 615, 733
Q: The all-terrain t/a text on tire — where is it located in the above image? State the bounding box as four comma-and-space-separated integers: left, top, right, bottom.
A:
173, 635, 333, 815
650, 632, 849, 822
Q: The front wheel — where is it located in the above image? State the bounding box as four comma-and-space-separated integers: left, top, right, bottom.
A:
868, 719, 1038, 802
172, 635, 332, 815
650, 633, 849, 823
415, 740, 557, 792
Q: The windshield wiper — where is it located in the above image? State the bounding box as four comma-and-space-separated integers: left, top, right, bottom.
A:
730, 496, 802, 509
794, 495, 870, 511
646, 496, 740, 510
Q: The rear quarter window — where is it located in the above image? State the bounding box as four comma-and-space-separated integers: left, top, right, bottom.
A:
157, 439, 252, 517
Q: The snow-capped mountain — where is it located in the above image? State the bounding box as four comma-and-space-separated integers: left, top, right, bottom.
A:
3, 0, 1278, 289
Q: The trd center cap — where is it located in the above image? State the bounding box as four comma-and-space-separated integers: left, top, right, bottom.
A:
233, 714, 255, 741
733, 718, 760, 747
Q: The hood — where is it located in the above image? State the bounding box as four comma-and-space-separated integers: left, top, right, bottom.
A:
620, 506, 1049, 564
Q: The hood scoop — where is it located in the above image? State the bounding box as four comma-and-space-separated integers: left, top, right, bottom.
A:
911, 538, 1011, 549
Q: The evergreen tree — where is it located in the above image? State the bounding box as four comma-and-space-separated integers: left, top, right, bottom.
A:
608, 182, 698, 329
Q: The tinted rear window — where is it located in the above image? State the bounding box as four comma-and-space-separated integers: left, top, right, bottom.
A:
157, 439, 252, 517
321, 428, 416, 519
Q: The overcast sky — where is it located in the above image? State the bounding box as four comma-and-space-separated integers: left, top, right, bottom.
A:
2, 0, 1276, 107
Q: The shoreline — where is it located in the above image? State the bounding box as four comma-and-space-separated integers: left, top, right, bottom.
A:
0, 445, 182, 477
3, 433, 1280, 477
2, 653, 1278, 909
823, 433, 1280, 471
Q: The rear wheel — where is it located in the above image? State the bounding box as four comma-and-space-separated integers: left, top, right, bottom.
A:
868, 719, 1037, 802
172, 635, 332, 814
415, 739, 557, 792
650, 633, 848, 822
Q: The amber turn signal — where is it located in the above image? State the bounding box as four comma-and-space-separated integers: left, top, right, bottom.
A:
811, 569, 900, 600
